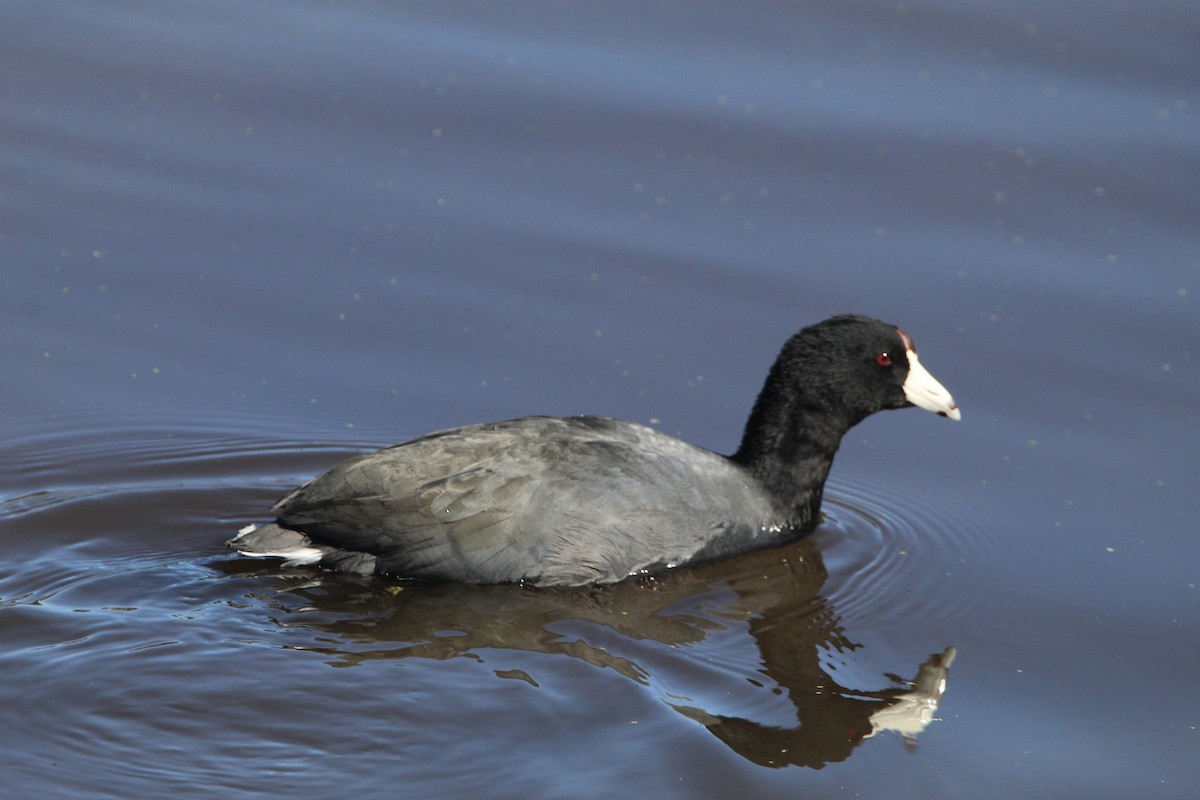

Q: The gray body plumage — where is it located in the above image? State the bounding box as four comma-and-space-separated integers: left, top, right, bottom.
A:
237, 416, 794, 586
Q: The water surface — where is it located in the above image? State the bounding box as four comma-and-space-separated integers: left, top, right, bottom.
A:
3, 2, 1198, 798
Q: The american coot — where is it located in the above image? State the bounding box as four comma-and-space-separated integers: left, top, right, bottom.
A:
229, 315, 959, 586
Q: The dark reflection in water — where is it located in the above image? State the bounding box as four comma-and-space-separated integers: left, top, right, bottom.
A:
218, 540, 956, 770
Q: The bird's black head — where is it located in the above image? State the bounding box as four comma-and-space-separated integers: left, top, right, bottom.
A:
734, 315, 959, 470
778, 314, 960, 424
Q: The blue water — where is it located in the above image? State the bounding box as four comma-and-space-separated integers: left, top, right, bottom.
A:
3, 2, 1198, 798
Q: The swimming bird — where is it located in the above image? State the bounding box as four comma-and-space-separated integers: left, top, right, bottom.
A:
229, 315, 959, 586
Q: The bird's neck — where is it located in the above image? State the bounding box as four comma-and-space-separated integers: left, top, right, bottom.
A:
731, 385, 854, 529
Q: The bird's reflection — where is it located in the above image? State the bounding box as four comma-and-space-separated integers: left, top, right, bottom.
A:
222, 536, 956, 769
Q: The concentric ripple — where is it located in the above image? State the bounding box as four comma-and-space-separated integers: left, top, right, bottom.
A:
813, 473, 1000, 629
1, 413, 382, 524
0, 413, 384, 614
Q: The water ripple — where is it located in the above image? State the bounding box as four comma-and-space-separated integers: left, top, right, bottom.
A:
814, 474, 999, 629
0, 420, 380, 526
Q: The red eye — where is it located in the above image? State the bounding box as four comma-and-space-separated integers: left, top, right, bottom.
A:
875, 353, 892, 366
